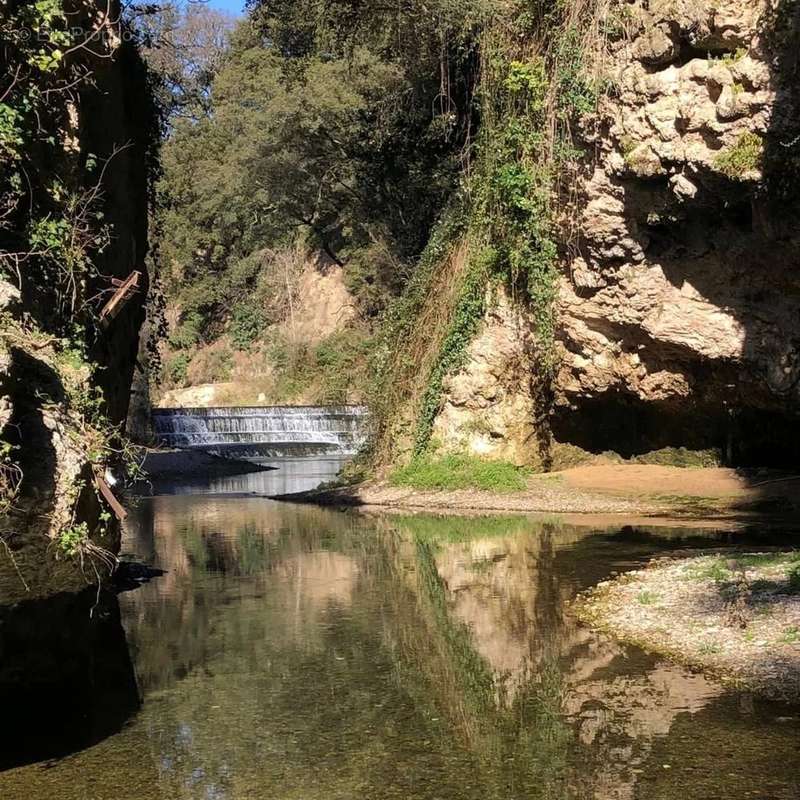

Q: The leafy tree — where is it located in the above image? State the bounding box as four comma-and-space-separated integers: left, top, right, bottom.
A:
156, 0, 487, 339
134, 1, 236, 122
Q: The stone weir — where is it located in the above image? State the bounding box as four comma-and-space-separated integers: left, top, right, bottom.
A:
152, 405, 369, 459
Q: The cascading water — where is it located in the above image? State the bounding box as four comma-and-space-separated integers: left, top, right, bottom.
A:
152, 405, 368, 459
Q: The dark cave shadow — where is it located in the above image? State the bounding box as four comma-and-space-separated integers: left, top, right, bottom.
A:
553, 0, 800, 488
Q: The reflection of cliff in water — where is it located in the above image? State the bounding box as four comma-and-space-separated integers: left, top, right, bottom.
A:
0, 587, 139, 771
6, 499, 796, 800
117, 501, 800, 800
386, 515, 800, 800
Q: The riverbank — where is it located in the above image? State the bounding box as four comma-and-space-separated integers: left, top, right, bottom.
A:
278, 464, 800, 519
573, 551, 800, 702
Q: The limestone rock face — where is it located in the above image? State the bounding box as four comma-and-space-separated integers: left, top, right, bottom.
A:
292, 258, 356, 344
431, 291, 536, 465
554, 0, 800, 462
434, 0, 800, 464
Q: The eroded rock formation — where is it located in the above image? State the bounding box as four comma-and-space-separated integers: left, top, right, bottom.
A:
554, 0, 800, 463
431, 290, 537, 464
437, 0, 800, 466
0, 1, 152, 592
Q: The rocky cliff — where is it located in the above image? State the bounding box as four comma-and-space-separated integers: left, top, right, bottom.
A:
154, 252, 361, 409
433, 0, 800, 467
0, 1, 153, 591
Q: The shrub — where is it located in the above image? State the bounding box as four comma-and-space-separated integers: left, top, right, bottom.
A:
58, 522, 89, 556
413, 246, 493, 453
390, 452, 530, 493
789, 564, 800, 594
165, 352, 189, 387
202, 347, 233, 382
314, 329, 373, 403
714, 132, 764, 180
230, 303, 265, 350
343, 242, 407, 319
315, 330, 360, 370
169, 312, 204, 350
637, 590, 658, 605
267, 334, 291, 370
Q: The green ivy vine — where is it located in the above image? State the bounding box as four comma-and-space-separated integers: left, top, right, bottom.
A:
408, 5, 600, 454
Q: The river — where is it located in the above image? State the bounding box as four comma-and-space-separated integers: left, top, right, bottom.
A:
1, 464, 799, 798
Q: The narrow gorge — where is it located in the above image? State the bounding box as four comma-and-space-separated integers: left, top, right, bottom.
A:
1, 0, 800, 797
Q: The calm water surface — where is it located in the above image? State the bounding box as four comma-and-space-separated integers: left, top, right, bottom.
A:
1, 488, 799, 799
149, 456, 348, 496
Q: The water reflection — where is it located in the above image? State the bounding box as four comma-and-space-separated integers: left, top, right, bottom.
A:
0, 587, 139, 771
389, 518, 726, 800
148, 456, 347, 496
1, 498, 798, 799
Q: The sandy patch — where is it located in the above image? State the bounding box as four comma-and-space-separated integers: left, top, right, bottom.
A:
559, 464, 752, 498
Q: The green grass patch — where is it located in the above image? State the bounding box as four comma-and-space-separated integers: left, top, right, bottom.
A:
714, 131, 764, 180
637, 590, 659, 606
632, 447, 722, 468
392, 513, 554, 546
781, 627, 799, 644
733, 551, 800, 568
686, 558, 732, 582
685, 553, 800, 594
390, 453, 531, 493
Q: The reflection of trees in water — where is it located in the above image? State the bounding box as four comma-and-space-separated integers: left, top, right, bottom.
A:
119, 500, 480, 799
104, 501, 800, 800
121, 497, 374, 696
385, 531, 572, 799
125, 504, 718, 800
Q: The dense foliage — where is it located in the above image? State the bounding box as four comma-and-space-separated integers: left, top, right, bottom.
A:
156, 0, 487, 344
0, 0, 158, 555
1, 0, 107, 330
370, 0, 605, 459
152, 0, 605, 445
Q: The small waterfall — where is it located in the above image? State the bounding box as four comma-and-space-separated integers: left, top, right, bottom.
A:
152, 405, 368, 458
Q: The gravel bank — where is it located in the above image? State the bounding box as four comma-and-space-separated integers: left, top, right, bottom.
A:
574, 552, 800, 701
276, 478, 669, 515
